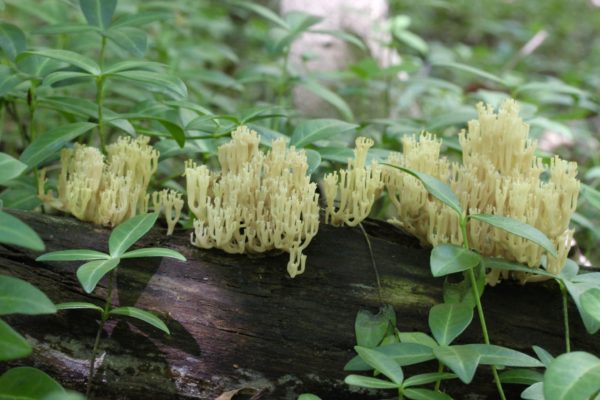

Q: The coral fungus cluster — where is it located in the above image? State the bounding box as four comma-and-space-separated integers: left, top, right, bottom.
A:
184, 126, 320, 277
40, 136, 158, 226
385, 99, 579, 278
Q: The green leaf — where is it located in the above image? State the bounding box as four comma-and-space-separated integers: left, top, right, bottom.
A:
0, 65, 24, 96
19, 49, 101, 75
106, 26, 147, 57
428, 303, 473, 346
121, 247, 186, 261
563, 280, 600, 334
393, 30, 428, 54
469, 214, 557, 257
532, 346, 554, 367
354, 346, 403, 384
354, 304, 396, 348
298, 80, 354, 121
398, 332, 439, 349
522, 382, 545, 400
464, 344, 543, 367
37, 249, 110, 262
481, 257, 555, 279
290, 119, 358, 148
311, 29, 365, 51
404, 388, 453, 400
33, 23, 98, 35
431, 61, 507, 86
581, 288, 600, 323
499, 368, 544, 385
304, 149, 321, 176
111, 11, 170, 29
109, 306, 170, 334
108, 70, 187, 99
76, 258, 120, 294
344, 374, 400, 390
0, 275, 56, 316
430, 244, 481, 277
0, 210, 45, 251
433, 345, 480, 384
543, 352, 600, 400
101, 60, 164, 75
0, 319, 31, 361
0, 367, 65, 398
43, 391, 86, 400
42, 71, 94, 87
0, 153, 27, 185
345, 342, 435, 371
56, 302, 103, 313
233, 1, 289, 30
16, 54, 63, 79
383, 165, 463, 216
403, 372, 457, 388
108, 213, 158, 258
0, 22, 26, 60
79, 0, 117, 31
19, 122, 96, 168
297, 395, 321, 400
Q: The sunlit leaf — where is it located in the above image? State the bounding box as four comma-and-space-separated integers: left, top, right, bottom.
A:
109, 306, 170, 334
543, 352, 600, 400
430, 244, 481, 277
109, 213, 159, 257
56, 302, 103, 313
76, 258, 120, 294
0, 210, 45, 251
121, 247, 186, 261
37, 249, 110, 262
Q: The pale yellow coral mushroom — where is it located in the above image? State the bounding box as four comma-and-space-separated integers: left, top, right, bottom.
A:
384, 99, 579, 282
39, 136, 159, 227
185, 126, 320, 277
152, 189, 184, 235
323, 137, 383, 226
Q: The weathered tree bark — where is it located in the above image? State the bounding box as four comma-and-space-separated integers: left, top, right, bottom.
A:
0, 211, 598, 400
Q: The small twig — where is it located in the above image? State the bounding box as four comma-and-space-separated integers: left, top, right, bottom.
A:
358, 221, 383, 306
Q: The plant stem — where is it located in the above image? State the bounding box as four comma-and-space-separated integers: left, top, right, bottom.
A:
559, 281, 571, 353
434, 361, 444, 391
358, 222, 383, 306
28, 82, 38, 141
86, 270, 114, 398
462, 218, 506, 400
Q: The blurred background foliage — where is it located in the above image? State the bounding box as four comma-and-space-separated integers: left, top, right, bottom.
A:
0, 0, 598, 264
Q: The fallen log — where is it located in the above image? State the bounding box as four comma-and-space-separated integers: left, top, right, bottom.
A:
0, 210, 597, 399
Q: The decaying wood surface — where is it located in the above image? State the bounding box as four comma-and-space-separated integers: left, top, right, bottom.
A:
1, 210, 598, 400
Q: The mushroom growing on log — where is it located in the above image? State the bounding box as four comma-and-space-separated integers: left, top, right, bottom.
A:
1, 210, 597, 399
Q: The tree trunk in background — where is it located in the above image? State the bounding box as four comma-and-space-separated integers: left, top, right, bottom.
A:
0, 211, 597, 399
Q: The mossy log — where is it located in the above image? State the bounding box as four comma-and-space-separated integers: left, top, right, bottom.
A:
0, 210, 598, 399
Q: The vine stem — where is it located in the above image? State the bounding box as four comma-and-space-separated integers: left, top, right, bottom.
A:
461, 218, 506, 400
559, 281, 571, 353
86, 270, 115, 398
358, 221, 383, 306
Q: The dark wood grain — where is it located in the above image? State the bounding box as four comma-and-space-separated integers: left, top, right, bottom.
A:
0, 211, 597, 399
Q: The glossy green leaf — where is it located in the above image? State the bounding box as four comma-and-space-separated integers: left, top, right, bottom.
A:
121, 247, 186, 261
398, 332, 439, 349
79, 0, 116, 31
76, 258, 120, 294
101, 60, 164, 75
433, 345, 480, 384
33, 23, 98, 35
19, 49, 101, 75
354, 304, 396, 348
543, 352, 600, 400
109, 306, 170, 334
428, 303, 473, 346
0, 153, 27, 185
290, 119, 358, 148
572, 272, 600, 285
355, 346, 403, 384
532, 346, 554, 367
109, 70, 187, 99
481, 257, 555, 279
0, 65, 24, 96
0, 275, 55, 316
403, 372, 457, 388
108, 213, 159, 258
0, 210, 45, 251
464, 344, 543, 367
404, 388, 453, 400
430, 244, 481, 277
0, 319, 31, 361
432, 61, 507, 86
0, 367, 65, 398
297, 395, 321, 400
581, 288, 600, 323
37, 249, 110, 262
42, 71, 94, 87
383, 165, 463, 216
56, 302, 103, 313
345, 342, 435, 371
469, 214, 557, 257
298, 80, 354, 121
106, 26, 147, 57
0, 22, 26, 60
19, 122, 96, 168
344, 374, 400, 390
499, 368, 544, 385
